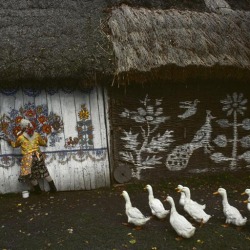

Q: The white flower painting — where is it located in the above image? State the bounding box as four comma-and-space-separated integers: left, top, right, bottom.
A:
119, 95, 174, 179
211, 92, 250, 168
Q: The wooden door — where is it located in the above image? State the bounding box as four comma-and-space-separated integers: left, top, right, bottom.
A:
0, 85, 110, 193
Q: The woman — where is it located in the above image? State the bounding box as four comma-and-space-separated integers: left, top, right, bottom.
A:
7, 119, 57, 194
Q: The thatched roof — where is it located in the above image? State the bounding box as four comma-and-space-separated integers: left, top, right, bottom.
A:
0, 0, 250, 86
107, 3, 250, 84
0, 0, 114, 87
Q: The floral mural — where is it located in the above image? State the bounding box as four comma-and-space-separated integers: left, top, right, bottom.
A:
0, 102, 64, 147
211, 92, 250, 168
119, 95, 174, 179
65, 104, 94, 149
117, 91, 250, 178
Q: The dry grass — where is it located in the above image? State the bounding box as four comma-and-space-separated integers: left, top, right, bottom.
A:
108, 5, 250, 74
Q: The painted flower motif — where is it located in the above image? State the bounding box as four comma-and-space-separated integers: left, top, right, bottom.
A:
2, 103, 63, 144
25, 109, 36, 118
15, 116, 23, 124
0, 122, 9, 132
78, 109, 89, 120
48, 115, 63, 131
221, 92, 247, 116
36, 106, 44, 114
13, 126, 21, 137
73, 137, 79, 144
38, 115, 47, 124
42, 124, 52, 134
131, 106, 169, 125
31, 121, 37, 130
120, 108, 131, 118
52, 121, 60, 131
87, 125, 93, 131
88, 139, 93, 145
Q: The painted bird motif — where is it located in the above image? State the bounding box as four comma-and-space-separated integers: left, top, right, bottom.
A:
166, 110, 215, 171
178, 99, 200, 119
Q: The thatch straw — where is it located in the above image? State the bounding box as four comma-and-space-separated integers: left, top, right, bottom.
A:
108, 4, 250, 76
0, 1, 114, 85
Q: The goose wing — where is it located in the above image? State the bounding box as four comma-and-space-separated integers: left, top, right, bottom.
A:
150, 198, 166, 213
127, 207, 145, 219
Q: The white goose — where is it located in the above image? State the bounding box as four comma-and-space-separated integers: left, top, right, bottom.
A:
144, 184, 169, 219
214, 187, 247, 227
175, 184, 186, 206
164, 196, 196, 239
121, 190, 152, 230
177, 186, 206, 209
181, 187, 211, 225
242, 188, 250, 211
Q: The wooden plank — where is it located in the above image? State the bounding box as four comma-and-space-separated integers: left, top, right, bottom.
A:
45, 90, 64, 191
0, 92, 8, 194
89, 86, 109, 188
97, 85, 110, 187
57, 89, 76, 191
12, 90, 33, 192
0, 90, 26, 193
103, 87, 111, 187
72, 90, 88, 190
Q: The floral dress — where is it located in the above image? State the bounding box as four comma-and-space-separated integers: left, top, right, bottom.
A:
10, 132, 50, 182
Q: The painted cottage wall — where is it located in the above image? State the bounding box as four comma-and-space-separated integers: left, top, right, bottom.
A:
0, 85, 110, 194
109, 81, 250, 183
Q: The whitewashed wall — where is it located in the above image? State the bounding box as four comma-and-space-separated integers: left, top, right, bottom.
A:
0, 85, 110, 194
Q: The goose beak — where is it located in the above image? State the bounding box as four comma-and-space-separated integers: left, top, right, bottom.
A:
243, 200, 249, 204
213, 191, 219, 195
175, 188, 181, 192
241, 192, 246, 195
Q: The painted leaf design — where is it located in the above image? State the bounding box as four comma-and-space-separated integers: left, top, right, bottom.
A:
242, 118, 250, 130
240, 136, 250, 148
141, 155, 162, 166
119, 151, 134, 164
213, 135, 227, 147
216, 119, 230, 128
238, 151, 250, 163
147, 130, 174, 152
210, 153, 229, 163
121, 130, 140, 150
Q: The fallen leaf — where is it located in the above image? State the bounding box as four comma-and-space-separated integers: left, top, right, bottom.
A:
129, 239, 136, 244
197, 239, 204, 244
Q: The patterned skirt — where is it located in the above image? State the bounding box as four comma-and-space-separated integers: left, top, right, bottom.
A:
18, 152, 50, 182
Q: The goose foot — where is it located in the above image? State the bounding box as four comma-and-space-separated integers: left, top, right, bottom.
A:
199, 219, 204, 228
175, 236, 183, 241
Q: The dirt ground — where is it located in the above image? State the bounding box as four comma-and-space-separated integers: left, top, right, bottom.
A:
1, 170, 250, 250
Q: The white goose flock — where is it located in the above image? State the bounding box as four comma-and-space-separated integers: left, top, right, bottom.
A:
121, 185, 249, 238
